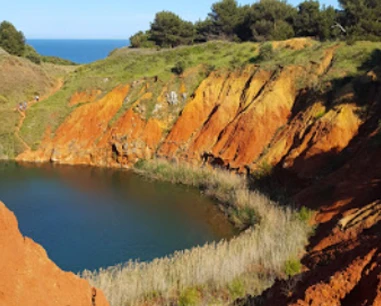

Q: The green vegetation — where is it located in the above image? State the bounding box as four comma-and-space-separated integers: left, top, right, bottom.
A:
0, 47, 75, 158
129, 0, 381, 49
24, 44, 77, 65
297, 206, 315, 223
0, 20, 76, 65
0, 21, 25, 56
284, 258, 303, 277
16, 39, 381, 158
258, 42, 275, 61
81, 159, 311, 306
20, 41, 258, 149
150, 11, 195, 48
179, 288, 201, 306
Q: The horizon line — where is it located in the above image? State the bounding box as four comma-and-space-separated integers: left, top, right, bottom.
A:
27, 38, 130, 40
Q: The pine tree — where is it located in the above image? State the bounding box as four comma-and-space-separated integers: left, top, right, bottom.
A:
0, 21, 25, 56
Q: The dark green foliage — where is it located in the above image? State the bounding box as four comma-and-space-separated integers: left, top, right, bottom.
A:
26, 54, 41, 64
249, 0, 297, 41
172, 60, 186, 75
294, 2, 340, 40
0, 21, 25, 56
194, 18, 214, 42
208, 0, 244, 40
339, 0, 381, 41
294, 0, 321, 37
41, 56, 77, 65
150, 11, 195, 47
129, 31, 156, 48
126, 0, 381, 49
318, 6, 341, 40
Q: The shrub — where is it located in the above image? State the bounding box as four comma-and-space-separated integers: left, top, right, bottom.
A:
253, 162, 273, 179
82, 160, 311, 306
228, 279, 246, 300
297, 206, 314, 223
314, 110, 326, 120
284, 259, 302, 277
26, 54, 41, 65
172, 60, 187, 75
179, 288, 201, 306
258, 43, 274, 61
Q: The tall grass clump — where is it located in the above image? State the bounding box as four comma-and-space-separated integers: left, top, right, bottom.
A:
81, 159, 311, 306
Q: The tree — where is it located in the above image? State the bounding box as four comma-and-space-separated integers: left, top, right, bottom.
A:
195, 18, 215, 42
249, 0, 297, 41
339, 0, 381, 40
294, 1, 339, 40
129, 31, 155, 48
294, 0, 321, 37
150, 11, 195, 47
208, 0, 244, 40
318, 6, 340, 40
0, 21, 25, 56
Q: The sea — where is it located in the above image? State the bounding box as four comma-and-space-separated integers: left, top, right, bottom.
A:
27, 39, 129, 64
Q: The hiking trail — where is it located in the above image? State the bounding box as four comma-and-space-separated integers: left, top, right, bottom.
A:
14, 78, 64, 152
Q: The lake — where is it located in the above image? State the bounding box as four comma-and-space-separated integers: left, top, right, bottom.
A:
0, 162, 234, 272
27, 39, 129, 64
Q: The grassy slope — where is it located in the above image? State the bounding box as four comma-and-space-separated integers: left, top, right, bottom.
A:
19, 40, 381, 154
20, 41, 258, 147
0, 52, 75, 158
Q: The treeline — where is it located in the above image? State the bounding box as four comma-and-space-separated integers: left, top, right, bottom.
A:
130, 0, 381, 48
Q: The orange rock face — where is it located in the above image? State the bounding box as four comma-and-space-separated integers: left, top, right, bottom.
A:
15, 45, 381, 305
0, 201, 109, 306
69, 89, 102, 106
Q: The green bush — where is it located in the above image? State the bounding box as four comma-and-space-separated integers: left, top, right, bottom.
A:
26, 54, 41, 64
179, 288, 201, 306
297, 206, 314, 223
172, 60, 186, 75
228, 278, 246, 300
258, 43, 274, 61
284, 259, 302, 277
0, 21, 25, 56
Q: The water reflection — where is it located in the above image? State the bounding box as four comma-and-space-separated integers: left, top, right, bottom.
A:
0, 162, 234, 272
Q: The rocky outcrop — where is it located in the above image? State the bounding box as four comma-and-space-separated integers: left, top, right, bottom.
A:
14, 41, 381, 305
0, 201, 109, 306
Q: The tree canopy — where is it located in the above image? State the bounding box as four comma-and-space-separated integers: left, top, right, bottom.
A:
149, 11, 195, 48
0, 21, 25, 56
129, 0, 381, 49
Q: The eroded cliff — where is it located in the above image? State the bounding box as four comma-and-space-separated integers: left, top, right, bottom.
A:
11, 39, 381, 305
0, 201, 109, 306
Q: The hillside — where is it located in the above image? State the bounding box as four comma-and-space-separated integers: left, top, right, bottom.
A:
3, 38, 381, 304
0, 50, 76, 159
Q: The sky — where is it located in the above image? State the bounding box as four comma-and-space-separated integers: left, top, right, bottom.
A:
1, 0, 339, 39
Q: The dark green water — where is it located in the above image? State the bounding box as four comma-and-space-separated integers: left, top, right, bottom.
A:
0, 162, 234, 272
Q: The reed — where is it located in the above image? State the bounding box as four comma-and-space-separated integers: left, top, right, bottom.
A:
81, 159, 311, 305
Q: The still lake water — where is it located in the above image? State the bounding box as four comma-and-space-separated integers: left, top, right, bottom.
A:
0, 162, 234, 272
27, 39, 129, 64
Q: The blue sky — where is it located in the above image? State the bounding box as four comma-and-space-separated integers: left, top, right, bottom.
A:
1, 0, 339, 39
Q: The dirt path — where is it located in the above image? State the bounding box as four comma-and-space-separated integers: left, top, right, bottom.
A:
14, 78, 64, 151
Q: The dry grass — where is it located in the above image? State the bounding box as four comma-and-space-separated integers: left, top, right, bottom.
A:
81, 159, 311, 306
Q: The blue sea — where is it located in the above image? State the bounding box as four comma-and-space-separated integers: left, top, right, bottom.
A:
27, 39, 129, 64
